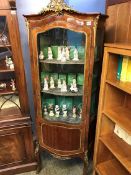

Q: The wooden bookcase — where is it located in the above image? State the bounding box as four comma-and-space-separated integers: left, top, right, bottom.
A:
93, 43, 131, 175
0, 1, 37, 174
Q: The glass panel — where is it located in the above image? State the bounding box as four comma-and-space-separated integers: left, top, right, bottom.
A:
0, 16, 20, 114
37, 28, 86, 124
0, 16, 10, 45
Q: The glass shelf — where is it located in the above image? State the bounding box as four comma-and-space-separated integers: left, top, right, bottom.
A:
0, 59, 14, 73
40, 59, 84, 65
0, 81, 18, 95
0, 90, 18, 95
0, 44, 11, 48
43, 114, 82, 124
41, 87, 83, 96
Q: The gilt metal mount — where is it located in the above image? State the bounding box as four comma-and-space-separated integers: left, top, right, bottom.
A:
39, 0, 75, 14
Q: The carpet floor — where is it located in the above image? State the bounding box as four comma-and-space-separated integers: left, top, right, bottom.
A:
18, 152, 92, 175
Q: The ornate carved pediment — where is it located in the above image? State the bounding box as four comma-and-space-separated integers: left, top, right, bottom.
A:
39, 0, 76, 14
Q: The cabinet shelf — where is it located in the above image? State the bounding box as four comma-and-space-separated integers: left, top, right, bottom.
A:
0, 44, 11, 48
100, 134, 131, 173
40, 59, 84, 65
96, 159, 129, 175
103, 106, 131, 135
0, 68, 14, 73
0, 89, 18, 95
43, 113, 81, 124
106, 80, 131, 95
41, 88, 83, 96
0, 82, 18, 95
0, 59, 14, 73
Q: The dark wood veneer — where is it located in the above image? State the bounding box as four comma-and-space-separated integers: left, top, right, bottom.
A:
42, 124, 81, 151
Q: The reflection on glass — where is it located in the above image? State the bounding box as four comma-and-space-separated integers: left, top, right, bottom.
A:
37, 28, 86, 124
0, 16, 20, 112
0, 16, 10, 45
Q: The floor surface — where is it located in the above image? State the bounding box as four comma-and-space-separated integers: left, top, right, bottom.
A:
18, 152, 92, 175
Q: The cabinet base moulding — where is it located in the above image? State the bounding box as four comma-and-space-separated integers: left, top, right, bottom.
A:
0, 162, 37, 175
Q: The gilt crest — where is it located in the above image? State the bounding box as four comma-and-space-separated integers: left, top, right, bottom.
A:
39, 0, 75, 14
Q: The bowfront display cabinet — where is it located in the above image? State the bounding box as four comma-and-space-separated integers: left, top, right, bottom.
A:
24, 0, 106, 174
0, 1, 37, 174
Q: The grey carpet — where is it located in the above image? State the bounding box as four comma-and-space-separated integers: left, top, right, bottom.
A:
18, 151, 92, 175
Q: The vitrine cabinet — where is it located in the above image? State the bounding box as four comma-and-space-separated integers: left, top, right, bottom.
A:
0, 0, 37, 174
24, 0, 106, 174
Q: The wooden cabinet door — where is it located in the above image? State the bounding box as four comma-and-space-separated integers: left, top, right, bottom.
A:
0, 125, 34, 169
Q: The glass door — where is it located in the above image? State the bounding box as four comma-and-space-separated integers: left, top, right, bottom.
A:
0, 16, 20, 116
37, 28, 86, 124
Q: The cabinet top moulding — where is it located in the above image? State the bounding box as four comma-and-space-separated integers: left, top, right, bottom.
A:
105, 43, 131, 50
104, 43, 131, 57
24, 11, 107, 20
0, 0, 16, 10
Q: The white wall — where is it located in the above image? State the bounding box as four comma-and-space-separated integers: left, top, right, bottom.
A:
69, 0, 106, 13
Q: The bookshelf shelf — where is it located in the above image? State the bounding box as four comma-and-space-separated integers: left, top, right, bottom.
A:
100, 134, 131, 173
96, 159, 129, 175
106, 80, 131, 95
93, 44, 131, 175
103, 106, 131, 135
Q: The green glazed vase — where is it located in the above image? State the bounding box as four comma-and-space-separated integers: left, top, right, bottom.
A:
51, 46, 58, 59
40, 72, 50, 83
77, 46, 85, 60
59, 74, 67, 81
67, 73, 76, 85
69, 46, 75, 60
43, 47, 48, 59
77, 73, 84, 86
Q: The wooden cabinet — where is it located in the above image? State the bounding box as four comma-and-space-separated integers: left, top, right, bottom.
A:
24, 0, 106, 174
93, 43, 131, 175
0, 125, 36, 174
0, 1, 37, 174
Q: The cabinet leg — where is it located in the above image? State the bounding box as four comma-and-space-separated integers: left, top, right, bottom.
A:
92, 171, 96, 175
83, 151, 88, 175
35, 141, 42, 174
36, 153, 41, 174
